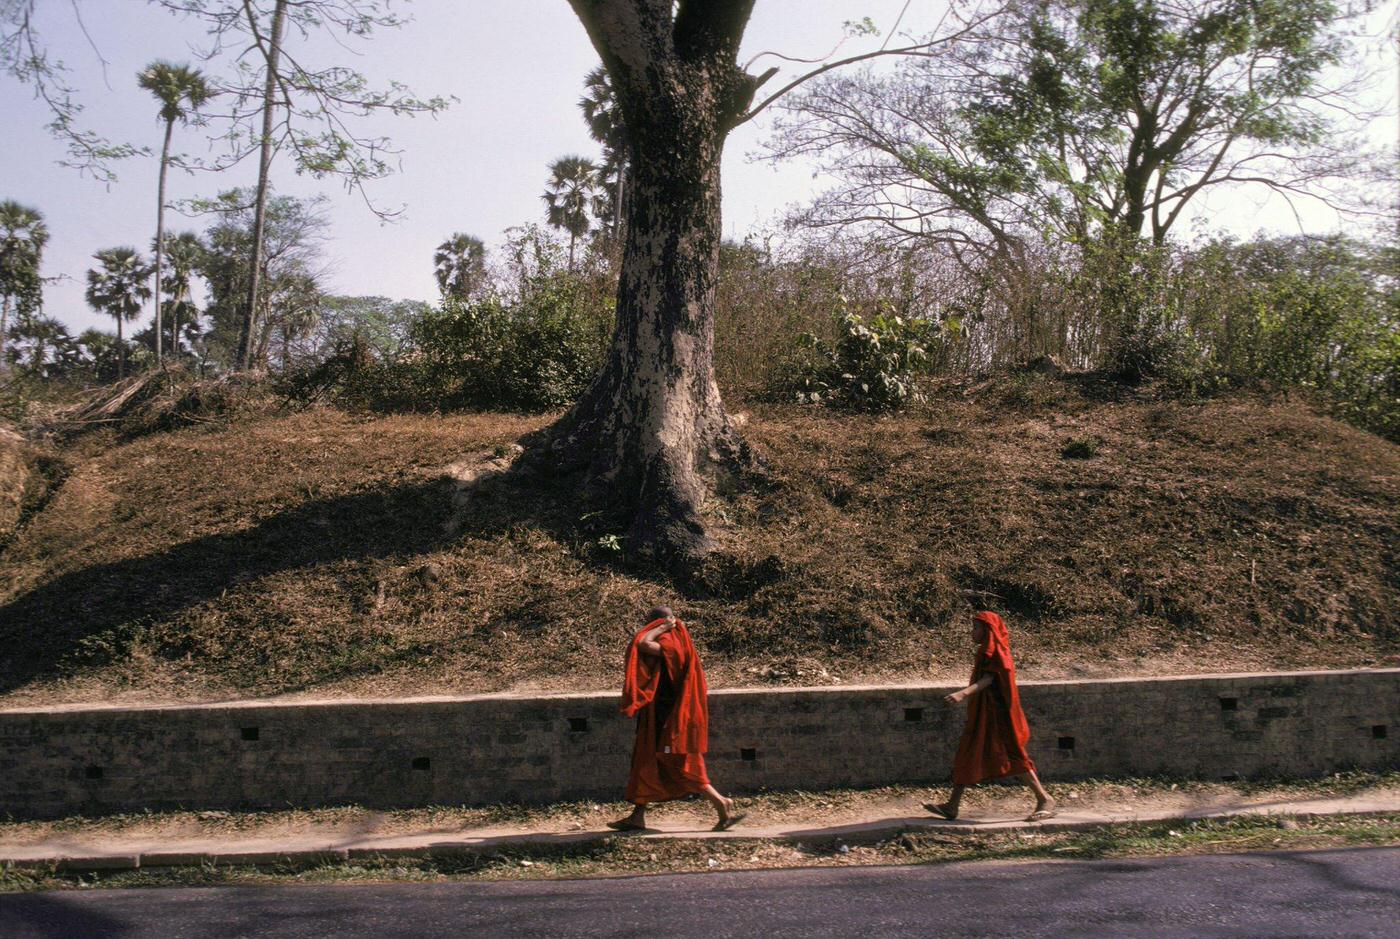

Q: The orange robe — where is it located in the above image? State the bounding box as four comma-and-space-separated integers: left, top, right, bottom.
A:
619, 619, 710, 805
952, 611, 1036, 785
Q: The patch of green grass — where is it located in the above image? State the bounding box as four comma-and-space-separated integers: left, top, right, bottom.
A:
1061, 436, 1099, 459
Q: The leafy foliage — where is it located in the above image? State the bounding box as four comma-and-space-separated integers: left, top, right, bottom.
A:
788, 310, 935, 412
579, 66, 628, 240
1171, 235, 1400, 439
285, 239, 614, 415
0, 200, 47, 319
433, 233, 486, 301
406, 284, 610, 412
85, 247, 153, 377
196, 189, 329, 369
138, 60, 213, 127
770, 0, 1374, 255
0, 200, 48, 374
542, 155, 606, 267
155, 0, 450, 215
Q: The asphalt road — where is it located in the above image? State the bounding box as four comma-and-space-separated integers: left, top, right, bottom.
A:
3, 848, 1398, 938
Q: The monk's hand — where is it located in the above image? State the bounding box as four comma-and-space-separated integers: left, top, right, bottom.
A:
942, 691, 964, 708
644, 620, 677, 643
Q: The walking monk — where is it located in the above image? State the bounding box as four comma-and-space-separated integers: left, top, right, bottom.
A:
607, 606, 746, 832
925, 610, 1056, 822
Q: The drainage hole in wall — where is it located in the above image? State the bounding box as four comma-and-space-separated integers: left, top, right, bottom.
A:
740, 748, 757, 762
904, 707, 923, 722
84, 766, 103, 780
240, 726, 259, 741
568, 717, 589, 733
411, 757, 431, 771
1374, 725, 1388, 740
1219, 697, 1238, 711
1057, 736, 1075, 750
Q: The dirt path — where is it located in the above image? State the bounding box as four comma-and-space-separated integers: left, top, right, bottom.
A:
4, 776, 1397, 868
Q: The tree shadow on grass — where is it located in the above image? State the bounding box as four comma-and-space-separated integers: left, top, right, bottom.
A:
0, 447, 793, 698
0, 478, 459, 698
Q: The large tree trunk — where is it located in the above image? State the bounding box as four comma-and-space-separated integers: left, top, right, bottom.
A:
528, 0, 763, 568
238, 0, 287, 371
153, 118, 173, 365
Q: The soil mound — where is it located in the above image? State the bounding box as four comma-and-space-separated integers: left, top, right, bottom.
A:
0, 374, 1395, 706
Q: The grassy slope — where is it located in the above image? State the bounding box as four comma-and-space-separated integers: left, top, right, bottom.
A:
0, 373, 1396, 706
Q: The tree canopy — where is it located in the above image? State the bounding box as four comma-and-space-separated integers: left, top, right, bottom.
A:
769, 0, 1379, 259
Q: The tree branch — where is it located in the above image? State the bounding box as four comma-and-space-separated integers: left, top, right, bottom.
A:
735, 5, 1003, 128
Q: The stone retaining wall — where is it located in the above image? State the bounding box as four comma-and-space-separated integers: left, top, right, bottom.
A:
1, 669, 1395, 819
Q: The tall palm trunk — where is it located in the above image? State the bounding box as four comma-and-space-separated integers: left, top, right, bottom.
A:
117, 312, 126, 379
0, 294, 10, 376
174, 296, 184, 362
239, 0, 288, 371
568, 229, 578, 271
153, 117, 174, 365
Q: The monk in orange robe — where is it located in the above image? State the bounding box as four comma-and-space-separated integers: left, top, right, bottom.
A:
925, 611, 1056, 822
607, 606, 745, 832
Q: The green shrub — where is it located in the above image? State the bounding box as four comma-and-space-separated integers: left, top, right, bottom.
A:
284, 272, 612, 414
1174, 236, 1399, 438
410, 283, 610, 412
1061, 437, 1098, 459
784, 310, 935, 412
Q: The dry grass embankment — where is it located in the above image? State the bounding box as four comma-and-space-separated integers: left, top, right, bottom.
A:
0, 372, 1395, 706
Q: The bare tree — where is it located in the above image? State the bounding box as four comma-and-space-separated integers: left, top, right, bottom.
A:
157, 0, 450, 370
1, 0, 143, 180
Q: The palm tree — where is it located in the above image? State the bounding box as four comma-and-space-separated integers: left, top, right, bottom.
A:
542, 155, 605, 270
159, 231, 205, 360
265, 272, 324, 371
433, 233, 486, 301
0, 201, 49, 376
11, 314, 73, 376
86, 247, 153, 379
579, 67, 629, 242
139, 61, 213, 365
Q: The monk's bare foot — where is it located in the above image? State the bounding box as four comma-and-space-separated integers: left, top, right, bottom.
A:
713, 799, 746, 832
923, 801, 959, 820
607, 816, 648, 832
1026, 797, 1057, 822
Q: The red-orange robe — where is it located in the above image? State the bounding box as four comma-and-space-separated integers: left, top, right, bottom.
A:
952, 611, 1036, 785
619, 619, 711, 805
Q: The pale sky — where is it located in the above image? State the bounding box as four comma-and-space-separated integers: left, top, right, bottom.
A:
3, 0, 1396, 336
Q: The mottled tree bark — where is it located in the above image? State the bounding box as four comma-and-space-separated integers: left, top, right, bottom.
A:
533, 0, 763, 567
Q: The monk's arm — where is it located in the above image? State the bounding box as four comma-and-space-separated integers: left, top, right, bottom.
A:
943, 674, 994, 706
637, 622, 675, 658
